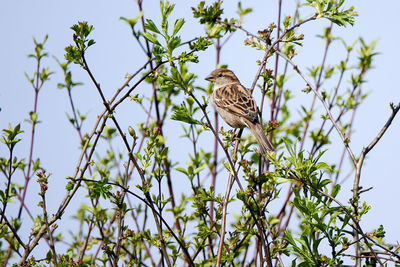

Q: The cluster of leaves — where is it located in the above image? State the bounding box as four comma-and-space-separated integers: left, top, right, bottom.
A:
1, 0, 400, 266
64, 22, 96, 66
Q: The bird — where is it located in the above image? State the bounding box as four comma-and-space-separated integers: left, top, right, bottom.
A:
205, 68, 275, 154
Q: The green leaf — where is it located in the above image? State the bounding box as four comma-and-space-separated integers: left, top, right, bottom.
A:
141, 32, 160, 45
375, 225, 385, 238
189, 36, 213, 51
64, 45, 82, 65
331, 184, 340, 198
145, 19, 161, 34
102, 125, 116, 139
1, 124, 23, 150
24, 72, 34, 84
66, 181, 74, 191
193, 163, 206, 175
171, 103, 200, 125
314, 161, 332, 172
298, 262, 313, 267
319, 179, 331, 188
167, 36, 181, 53
175, 167, 188, 176
284, 229, 296, 246
172, 18, 184, 36
222, 161, 234, 175
29, 111, 38, 124
32, 158, 41, 172
87, 39, 96, 47
237, 2, 252, 19
120, 11, 144, 29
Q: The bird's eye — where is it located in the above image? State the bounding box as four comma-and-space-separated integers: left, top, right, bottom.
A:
217, 73, 223, 77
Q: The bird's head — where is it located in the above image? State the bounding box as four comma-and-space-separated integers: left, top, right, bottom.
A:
205, 68, 239, 85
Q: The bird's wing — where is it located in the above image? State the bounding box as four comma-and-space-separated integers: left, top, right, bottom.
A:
213, 83, 259, 123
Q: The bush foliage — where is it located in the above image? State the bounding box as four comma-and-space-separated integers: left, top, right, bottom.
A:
1, 0, 400, 266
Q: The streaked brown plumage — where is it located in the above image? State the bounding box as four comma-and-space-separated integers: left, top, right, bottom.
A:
205, 68, 274, 154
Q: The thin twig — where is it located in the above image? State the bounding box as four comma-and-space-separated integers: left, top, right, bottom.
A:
18, 54, 43, 219
216, 172, 235, 266
77, 178, 194, 265
288, 172, 384, 266
39, 179, 58, 265
275, 50, 357, 165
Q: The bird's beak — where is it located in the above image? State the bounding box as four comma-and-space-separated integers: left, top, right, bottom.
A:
205, 74, 215, 82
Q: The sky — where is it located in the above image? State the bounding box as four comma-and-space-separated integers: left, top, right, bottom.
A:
1, 0, 400, 263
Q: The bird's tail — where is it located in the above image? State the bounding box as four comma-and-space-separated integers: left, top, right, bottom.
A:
248, 122, 275, 155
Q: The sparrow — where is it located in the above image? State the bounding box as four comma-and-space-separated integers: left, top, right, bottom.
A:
205, 68, 274, 154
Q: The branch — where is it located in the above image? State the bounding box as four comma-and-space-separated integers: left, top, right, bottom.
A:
275, 50, 357, 165
288, 172, 384, 266
77, 178, 194, 265
0, 207, 26, 250
364, 102, 400, 154
249, 14, 318, 92
351, 102, 400, 265
19, 109, 108, 264
38, 177, 58, 265
353, 101, 400, 197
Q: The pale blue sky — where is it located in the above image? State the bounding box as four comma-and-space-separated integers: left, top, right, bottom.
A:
1, 0, 399, 263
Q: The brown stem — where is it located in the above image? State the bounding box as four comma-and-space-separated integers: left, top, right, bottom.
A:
18, 56, 161, 263
270, 0, 282, 123
78, 178, 194, 265
0, 210, 26, 250
247, 14, 318, 92
0, 149, 13, 224
272, 3, 300, 123
82, 57, 173, 267
276, 50, 357, 164
299, 24, 333, 151
19, 110, 107, 264
40, 184, 58, 265
191, 90, 272, 265
310, 46, 350, 156
113, 208, 124, 267
352, 102, 400, 266
289, 172, 383, 266
278, 24, 333, 233
137, 6, 183, 255
18, 58, 42, 219
210, 37, 221, 235
215, 172, 234, 266
78, 218, 96, 263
